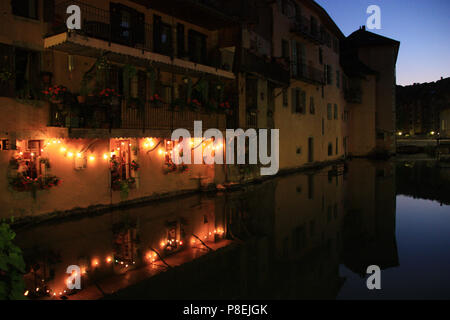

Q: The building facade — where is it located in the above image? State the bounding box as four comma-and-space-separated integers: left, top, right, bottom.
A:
0, 0, 399, 220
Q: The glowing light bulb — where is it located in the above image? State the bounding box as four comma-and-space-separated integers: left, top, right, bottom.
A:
106, 256, 112, 263
60, 147, 66, 153
144, 143, 149, 148
89, 155, 95, 161
158, 149, 163, 155
30, 152, 35, 157
24, 290, 29, 296
149, 140, 155, 148
67, 152, 74, 158
76, 153, 82, 158
103, 154, 108, 160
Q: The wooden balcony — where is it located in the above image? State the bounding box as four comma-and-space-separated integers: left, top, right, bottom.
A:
48, 100, 227, 138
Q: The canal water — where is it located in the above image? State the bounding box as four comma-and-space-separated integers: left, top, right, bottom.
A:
13, 159, 450, 300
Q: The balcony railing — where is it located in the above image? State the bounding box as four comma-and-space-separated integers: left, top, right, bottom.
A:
292, 63, 324, 85
240, 49, 290, 86
290, 16, 323, 45
49, 100, 227, 131
47, 0, 229, 70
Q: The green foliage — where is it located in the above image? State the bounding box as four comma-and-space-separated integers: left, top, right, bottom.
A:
0, 219, 27, 300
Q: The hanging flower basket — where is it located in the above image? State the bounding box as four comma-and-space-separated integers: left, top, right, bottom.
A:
130, 160, 139, 171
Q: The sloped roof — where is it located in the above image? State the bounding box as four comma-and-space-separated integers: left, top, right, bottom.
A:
347, 27, 400, 47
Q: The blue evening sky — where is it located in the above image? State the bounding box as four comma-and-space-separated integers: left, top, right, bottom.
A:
315, 0, 450, 86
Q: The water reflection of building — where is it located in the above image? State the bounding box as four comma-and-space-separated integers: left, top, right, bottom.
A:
15, 160, 398, 299
397, 160, 450, 205
342, 159, 398, 275
15, 194, 229, 299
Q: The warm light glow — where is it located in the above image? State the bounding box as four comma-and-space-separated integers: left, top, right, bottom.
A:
76, 152, 82, 158
19, 152, 23, 156
67, 152, 74, 158
106, 256, 112, 263
110, 152, 115, 157
430, 131, 435, 135
158, 149, 163, 155
103, 153, 108, 160
121, 142, 125, 146
179, 240, 183, 245
30, 152, 35, 157
89, 155, 95, 161
24, 290, 29, 296
60, 147, 67, 153
92, 259, 99, 267
160, 241, 165, 247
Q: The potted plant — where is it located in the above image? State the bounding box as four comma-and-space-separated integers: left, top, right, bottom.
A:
149, 93, 163, 108
219, 101, 233, 115
42, 85, 68, 105
99, 88, 121, 106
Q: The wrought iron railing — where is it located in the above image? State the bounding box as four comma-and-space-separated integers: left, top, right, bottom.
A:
292, 63, 324, 84
290, 15, 323, 44
48, 0, 227, 70
240, 49, 290, 85
49, 100, 227, 131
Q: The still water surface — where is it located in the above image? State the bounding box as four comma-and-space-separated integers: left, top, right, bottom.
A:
14, 159, 450, 299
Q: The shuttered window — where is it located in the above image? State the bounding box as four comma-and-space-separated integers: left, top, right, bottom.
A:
291, 88, 306, 114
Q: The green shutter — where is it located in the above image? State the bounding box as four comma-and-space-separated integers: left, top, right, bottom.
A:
291, 88, 297, 113
301, 90, 306, 114
291, 40, 297, 77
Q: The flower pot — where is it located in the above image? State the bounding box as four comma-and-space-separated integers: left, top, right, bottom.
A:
77, 95, 86, 104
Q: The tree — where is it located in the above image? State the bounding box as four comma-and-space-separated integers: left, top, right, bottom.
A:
0, 219, 27, 300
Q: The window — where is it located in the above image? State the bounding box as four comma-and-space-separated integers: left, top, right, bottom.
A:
322, 118, 325, 135
336, 70, 340, 88
325, 65, 333, 85
310, 96, 315, 114
188, 30, 207, 64
0, 139, 10, 150
154, 15, 173, 56
14, 48, 41, 99
296, 147, 302, 154
327, 103, 332, 120
110, 3, 145, 46
318, 47, 323, 65
282, 89, 288, 107
281, 0, 295, 17
176, 24, 185, 58
291, 88, 306, 114
334, 104, 338, 120
12, 0, 38, 20
328, 143, 333, 156
336, 138, 338, 155
281, 40, 290, 60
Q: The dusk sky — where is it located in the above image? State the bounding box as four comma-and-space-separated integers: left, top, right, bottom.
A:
315, 0, 450, 86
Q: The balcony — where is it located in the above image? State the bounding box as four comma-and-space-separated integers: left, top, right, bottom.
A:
239, 49, 290, 86
292, 63, 324, 85
45, 0, 234, 79
48, 100, 227, 137
290, 16, 323, 45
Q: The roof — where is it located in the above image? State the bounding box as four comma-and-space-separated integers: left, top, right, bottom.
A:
347, 27, 400, 47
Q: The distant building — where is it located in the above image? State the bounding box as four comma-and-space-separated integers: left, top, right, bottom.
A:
441, 108, 450, 138
397, 77, 450, 136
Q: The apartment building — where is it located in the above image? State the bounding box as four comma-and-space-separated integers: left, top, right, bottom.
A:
0, 0, 399, 220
